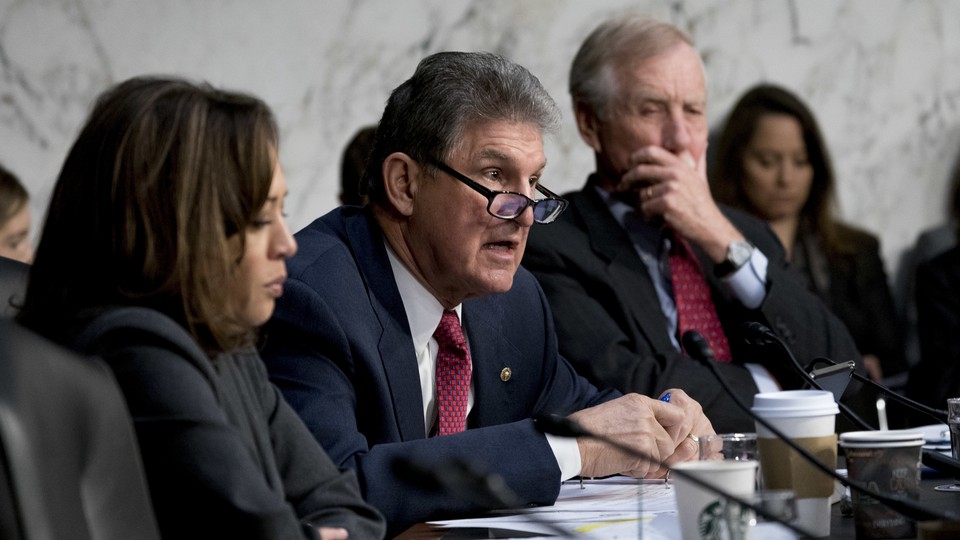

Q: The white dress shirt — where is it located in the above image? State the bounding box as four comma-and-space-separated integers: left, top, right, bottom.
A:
384, 241, 582, 478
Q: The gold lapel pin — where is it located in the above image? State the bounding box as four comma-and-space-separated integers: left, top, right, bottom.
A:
500, 367, 512, 382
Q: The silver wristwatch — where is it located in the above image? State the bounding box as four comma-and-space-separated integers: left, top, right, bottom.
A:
714, 240, 754, 277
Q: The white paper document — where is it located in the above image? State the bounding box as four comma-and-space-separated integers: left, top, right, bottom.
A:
427, 477, 796, 539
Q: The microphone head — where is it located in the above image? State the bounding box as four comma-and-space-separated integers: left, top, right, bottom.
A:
534, 414, 590, 438
681, 330, 714, 364
741, 321, 777, 346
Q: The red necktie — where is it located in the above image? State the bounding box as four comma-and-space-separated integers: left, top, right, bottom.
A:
434, 310, 472, 435
669, 235, 733, 362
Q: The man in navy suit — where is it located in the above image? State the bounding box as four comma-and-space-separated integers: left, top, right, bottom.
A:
261, 51, 714, 535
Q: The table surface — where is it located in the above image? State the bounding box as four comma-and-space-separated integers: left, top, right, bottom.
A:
397, 474, 959, 539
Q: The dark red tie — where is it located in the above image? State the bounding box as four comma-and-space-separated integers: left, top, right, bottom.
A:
669, 235, 733, 362
434, 310, 472, 435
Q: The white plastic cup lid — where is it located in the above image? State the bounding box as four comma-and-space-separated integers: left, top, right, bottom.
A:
751, 390, 839, 419
838, 430, 925, 448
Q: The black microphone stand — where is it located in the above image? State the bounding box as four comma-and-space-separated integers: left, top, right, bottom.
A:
683, 330, 957, 523
807, 357, 948, 423
741, 321, 875, 430
535, 414, 820, 538
807, 357, 960, 478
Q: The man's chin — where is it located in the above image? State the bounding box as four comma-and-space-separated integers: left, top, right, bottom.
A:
470, 271, 517, 298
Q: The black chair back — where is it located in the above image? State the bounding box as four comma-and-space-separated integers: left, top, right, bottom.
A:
0, 257, 28, 319
0, 320, 160, 540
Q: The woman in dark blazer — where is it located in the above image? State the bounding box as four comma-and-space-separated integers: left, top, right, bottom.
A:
17, 77, 385, 539
711, 83, 905, 382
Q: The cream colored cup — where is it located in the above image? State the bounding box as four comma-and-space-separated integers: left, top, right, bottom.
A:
751, 390, 839, 538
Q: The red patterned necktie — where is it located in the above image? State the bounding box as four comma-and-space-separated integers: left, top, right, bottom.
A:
668, 234, 733, 362
433, 310, 472, 435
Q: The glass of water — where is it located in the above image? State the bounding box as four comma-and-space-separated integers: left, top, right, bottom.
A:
949, 398, 960, 460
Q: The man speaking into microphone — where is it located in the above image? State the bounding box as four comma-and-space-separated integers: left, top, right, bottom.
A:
523, 14, 867, 432
262, 50, 714, 536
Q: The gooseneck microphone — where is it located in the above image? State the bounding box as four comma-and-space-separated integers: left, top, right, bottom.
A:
392, 455, 576, 538
807, 356, 948, 423
806, 356, 960, 478
534, 414, 820, 538
683, 330, 958, 523
740, 321, 874, 430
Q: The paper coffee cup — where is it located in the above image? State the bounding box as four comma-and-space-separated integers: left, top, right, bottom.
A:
751, 390, 839, 537
672, 460, 758, 540
839, 430, 924, 539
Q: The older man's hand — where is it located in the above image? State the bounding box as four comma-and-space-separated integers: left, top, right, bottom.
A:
568, 391, 713, 479
653, 388, 714, 475
618, 146, 743, 263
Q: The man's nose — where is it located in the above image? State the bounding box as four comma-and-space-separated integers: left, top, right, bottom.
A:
662, 115, 692, 154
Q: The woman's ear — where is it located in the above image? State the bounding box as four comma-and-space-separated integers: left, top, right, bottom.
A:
574, 102, 603, 152
381, 152, 420, 217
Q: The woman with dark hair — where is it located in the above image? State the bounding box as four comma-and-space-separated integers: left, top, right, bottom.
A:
0, 164, 32, 263
711, 83, 904, 382
17, 76, 385, 539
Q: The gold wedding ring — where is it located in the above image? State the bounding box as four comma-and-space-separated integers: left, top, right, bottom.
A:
645, 186, 654, 199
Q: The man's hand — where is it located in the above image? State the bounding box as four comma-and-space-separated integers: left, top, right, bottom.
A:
654, 388, 714, 473
568, 391, 713, 479
618, 146, 742, 263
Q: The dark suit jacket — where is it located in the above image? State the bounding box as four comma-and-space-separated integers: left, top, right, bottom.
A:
261, 206, 619, 535
793, 224, 905, 377
909, 244, 960, 409
71, 307, 386, 540
523, 181, 862, 432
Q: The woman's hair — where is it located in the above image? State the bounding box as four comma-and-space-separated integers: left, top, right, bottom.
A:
19, 76, 278, 352
0, 164, 28, 229
710, 84, 853, 254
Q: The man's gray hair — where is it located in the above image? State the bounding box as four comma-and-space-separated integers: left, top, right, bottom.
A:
570, 16, 693, 120
362, 51, 561, 201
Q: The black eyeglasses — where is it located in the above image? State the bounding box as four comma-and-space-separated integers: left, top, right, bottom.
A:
432, 160, 568, 224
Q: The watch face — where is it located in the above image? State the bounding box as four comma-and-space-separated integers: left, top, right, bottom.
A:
729, 241, 753, 266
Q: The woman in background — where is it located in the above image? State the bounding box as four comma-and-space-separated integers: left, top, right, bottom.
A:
0, 164, 33, 263
17, 76, 385, 539
909, 173, 960, 411
711, 83, 904, 383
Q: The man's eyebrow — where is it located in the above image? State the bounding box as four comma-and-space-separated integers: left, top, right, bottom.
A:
628, 87, 706, 107
476, 149, 547, 172
476, 149, 510, 161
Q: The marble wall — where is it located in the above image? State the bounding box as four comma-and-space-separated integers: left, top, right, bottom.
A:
3, 0, 960, 300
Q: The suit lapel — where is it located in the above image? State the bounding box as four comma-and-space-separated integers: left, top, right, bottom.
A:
460, 300, 524, 427
344, 211, 426, 441
571, 185, 677, 354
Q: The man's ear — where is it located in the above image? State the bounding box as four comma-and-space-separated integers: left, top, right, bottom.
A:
381, 152, 420, 217
574, 102, 603, 152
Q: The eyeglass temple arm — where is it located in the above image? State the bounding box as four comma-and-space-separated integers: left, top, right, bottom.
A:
535, 183, 564, 201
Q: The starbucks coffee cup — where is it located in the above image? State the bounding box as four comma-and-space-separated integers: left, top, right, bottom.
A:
752, 390, 839, 537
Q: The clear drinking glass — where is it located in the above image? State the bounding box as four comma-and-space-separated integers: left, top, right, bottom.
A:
948, 398, 960, 460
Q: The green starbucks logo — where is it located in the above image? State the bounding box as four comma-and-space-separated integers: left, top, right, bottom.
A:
698, 500, 751, 539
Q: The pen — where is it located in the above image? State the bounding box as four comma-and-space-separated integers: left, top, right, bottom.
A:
660, 392, 671, 403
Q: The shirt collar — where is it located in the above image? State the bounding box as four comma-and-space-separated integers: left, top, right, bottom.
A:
384, 240, 462, 353
593, 184, 665, 255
